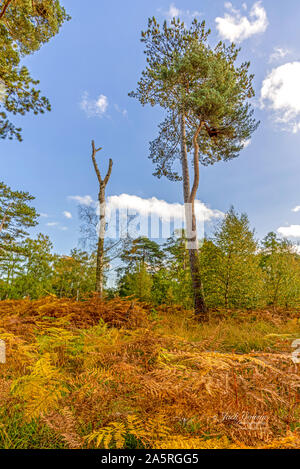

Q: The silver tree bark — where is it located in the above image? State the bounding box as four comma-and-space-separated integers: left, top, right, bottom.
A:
91, 140, 113, 298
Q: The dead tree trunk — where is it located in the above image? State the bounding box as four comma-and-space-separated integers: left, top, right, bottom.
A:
180, 115, 208, 321
91, 140, 113, 298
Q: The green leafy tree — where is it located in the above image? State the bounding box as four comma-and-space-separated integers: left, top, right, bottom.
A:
52, 249, 96, 300
198, 239, 224, 308
120, 236, 163, 274
0, 181, 38, 250
201, 208, 261, 309
117, 237, 163, 302
260, 232, 300, 307
12, 233, 53, 298
130, 17, 258, 320
119, 232, 193, 307
150, 268, 176, 305
158, 230, 193, 307
0, 0, 70, 140
119, 261, 153, 302
0, 241, 23, 298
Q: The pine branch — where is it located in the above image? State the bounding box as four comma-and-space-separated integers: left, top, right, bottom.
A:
0, 0, 13, 21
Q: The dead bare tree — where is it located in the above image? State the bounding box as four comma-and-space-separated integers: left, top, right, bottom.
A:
90, 140, 113, 297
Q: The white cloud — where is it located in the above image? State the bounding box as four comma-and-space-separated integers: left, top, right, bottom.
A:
68, 195, 94, 206
260, 62, 300, 133
46, 222, 59, 227
269, 47, 291, 63
215, 1, 268, 43
277, 225, 300, 238
167, 3, 180, 18
80, 92, 108, 118
292, 206, 300, 213
46, 221, 68, 231
114, 104, 128, 117
0, 81, 6, 103
163, 3, 202, 21
69, 193, 223, 222
106, 193, 223, 222
293, 244, 300, 255
69, 193, 223, 240
40, 213, 49, 218
242, 139, 251, 149
63, 211, 72, 219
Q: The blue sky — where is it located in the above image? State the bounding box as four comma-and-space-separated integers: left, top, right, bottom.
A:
2, 0, 300, 253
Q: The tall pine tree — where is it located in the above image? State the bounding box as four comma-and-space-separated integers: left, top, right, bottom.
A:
130, 17, 258, 320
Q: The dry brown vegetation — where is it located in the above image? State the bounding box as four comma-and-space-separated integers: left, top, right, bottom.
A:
0, 296, 299, 449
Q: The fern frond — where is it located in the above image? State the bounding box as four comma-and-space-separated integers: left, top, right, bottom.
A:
11, 354, 69, 419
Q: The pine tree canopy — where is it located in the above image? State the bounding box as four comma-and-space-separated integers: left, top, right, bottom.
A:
0, 0, 70, 141
130, 17, 259, 180
0, 181, 38, 247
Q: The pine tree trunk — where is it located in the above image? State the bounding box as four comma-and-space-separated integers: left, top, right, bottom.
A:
189, 248, 207, 318
180, 115, 208, 321
180, 115, 190, 204
188, 199, 208, 321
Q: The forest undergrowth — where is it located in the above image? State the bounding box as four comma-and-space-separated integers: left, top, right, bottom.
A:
0, 296, 299, 449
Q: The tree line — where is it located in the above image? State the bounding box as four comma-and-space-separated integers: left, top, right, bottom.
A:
0, 181, 299, 311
